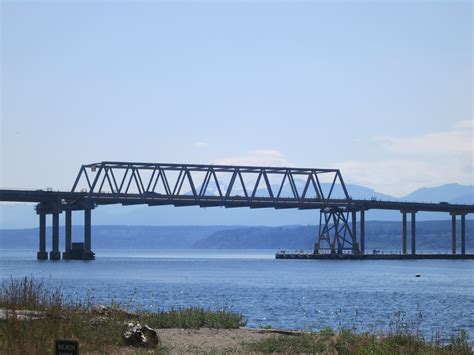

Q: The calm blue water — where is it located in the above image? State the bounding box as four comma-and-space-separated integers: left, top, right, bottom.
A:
1, 249, 473, 343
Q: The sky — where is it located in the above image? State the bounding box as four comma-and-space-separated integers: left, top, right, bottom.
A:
1, 0, 472, 197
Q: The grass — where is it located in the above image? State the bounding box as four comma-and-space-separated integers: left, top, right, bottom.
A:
0, 276, 63, 311
247, 329, 473, 354
0, 277, 245, 354
141, 307, 245, 329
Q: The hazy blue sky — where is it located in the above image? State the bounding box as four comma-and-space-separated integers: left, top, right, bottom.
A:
1, 0, 472, 196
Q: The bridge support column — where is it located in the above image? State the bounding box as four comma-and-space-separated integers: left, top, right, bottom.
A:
451, 213, 456, 255
63, 210, 72, 260
49, 213, 61, 260
83, 208, 95, 260
461, 214, 466, 256
402, 211, 407, 255
351, 210, 358, 254
360, 209, 365, 255
37, 213, 48, 260
315, 208, 354, 255
411, 212, 416, 256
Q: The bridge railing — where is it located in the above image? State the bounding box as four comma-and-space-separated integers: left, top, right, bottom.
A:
71, 161, 350, 204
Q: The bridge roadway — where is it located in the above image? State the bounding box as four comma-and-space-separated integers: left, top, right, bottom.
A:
0, 161, 472, 260
0, 188, 473, 213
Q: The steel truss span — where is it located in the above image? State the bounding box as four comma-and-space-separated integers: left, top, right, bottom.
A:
71, 161, 350, 207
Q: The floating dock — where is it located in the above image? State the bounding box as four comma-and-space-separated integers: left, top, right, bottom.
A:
275, 253, 474, 260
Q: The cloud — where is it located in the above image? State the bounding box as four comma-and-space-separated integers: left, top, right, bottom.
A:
214, 150, 290, 167
336, 120, 473, 196
195, 141, 209, 148
374, 120, 472, 157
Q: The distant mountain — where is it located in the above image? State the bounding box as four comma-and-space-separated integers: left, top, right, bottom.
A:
450, 193, 474, 204
344, 184, 396, 201
196, 180, 395, 200
0, 183, 471, 228
401, 184, 473, 204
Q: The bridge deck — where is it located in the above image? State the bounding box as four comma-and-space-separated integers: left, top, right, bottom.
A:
0, 189, 473, 213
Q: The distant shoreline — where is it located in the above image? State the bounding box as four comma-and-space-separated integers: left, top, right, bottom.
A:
0, 220, 472, 251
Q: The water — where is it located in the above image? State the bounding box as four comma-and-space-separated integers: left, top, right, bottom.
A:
1, 249, 473, 343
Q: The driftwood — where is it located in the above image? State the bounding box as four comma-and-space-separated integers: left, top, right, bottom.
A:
0, 308, 46, 320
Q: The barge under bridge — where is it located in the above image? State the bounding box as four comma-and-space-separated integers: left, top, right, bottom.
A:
0, 161, 472, 260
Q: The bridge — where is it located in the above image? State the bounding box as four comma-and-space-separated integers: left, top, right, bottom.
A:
0, 161, 472, 260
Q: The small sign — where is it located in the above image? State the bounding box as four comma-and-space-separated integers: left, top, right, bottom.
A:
55, 339, 79, 355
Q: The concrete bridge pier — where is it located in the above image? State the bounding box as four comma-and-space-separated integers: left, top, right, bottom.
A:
35, 201, 95, 261
451, 213, 457, 255
62, 207, 95, 260
451, 213, 467, 256
37, 213, 48, 260
360, 209, 365, 255
461, 214, 466, 255
36, 203, 62, 260
401, 210, 417, 255
82, 208, 95, 260
411, 211, 416, 255
351, 210, 358, 254
62, 210, 72, 259
49, 212, 61, 260
401, 211, 407, 255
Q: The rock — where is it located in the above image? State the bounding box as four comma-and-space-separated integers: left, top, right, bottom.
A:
141, 325, 160, 346
123, 322, 160, 348
123, 323, 147, 347
92, 304, 137, 318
